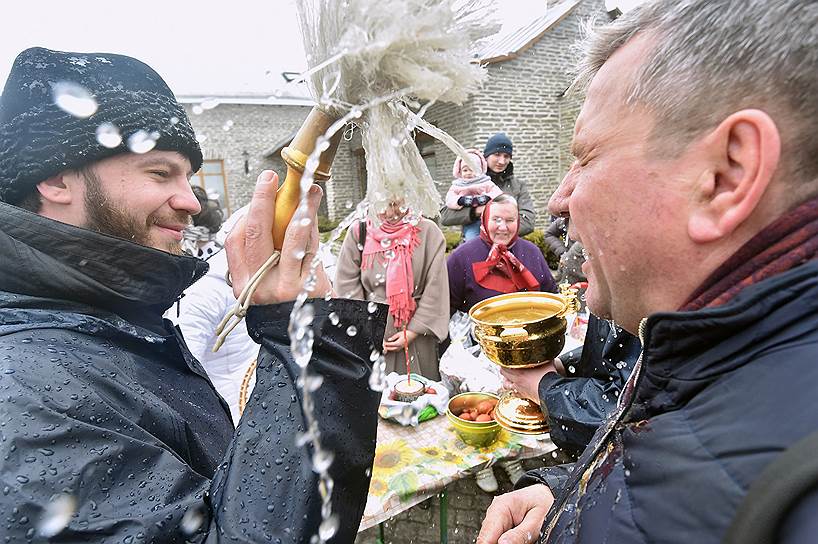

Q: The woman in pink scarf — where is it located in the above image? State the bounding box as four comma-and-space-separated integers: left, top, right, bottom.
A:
335, 198, 450, 380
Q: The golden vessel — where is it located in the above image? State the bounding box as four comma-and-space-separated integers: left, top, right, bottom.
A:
468, 288, 579, 435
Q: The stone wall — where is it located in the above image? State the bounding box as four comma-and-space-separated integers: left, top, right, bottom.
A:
182, 102, 309, 215
184, 100, 369, 221
183, 0, 604, 224
425, 0, 603, 229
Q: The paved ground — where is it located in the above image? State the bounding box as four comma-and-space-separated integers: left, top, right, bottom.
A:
355, 453, 571, 544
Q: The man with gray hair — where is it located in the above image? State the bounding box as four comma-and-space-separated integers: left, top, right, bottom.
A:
479, 0, 818, 542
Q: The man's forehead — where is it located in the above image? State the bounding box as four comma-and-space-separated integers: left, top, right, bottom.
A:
574, 35, 654, 147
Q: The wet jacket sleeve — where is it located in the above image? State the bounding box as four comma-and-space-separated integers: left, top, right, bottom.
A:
208, 298, 386, 543
538, 371, 622, 456
0, 299, 384, 544
516, 463, 574, 496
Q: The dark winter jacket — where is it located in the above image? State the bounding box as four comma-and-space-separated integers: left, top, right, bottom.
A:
447, 236, 558, 315
521, 261, 818, 543
540, 315, 641, 457
0, 201, 386, 543
543, 217, 569, 259
439, 162, 536, 236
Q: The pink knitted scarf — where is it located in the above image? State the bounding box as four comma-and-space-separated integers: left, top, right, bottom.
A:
361, 218, 421, 328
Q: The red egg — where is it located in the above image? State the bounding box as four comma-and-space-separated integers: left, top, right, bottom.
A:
476, 400, 496, 415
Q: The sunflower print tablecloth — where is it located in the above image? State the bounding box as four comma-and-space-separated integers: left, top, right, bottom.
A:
358, 415, 556, 531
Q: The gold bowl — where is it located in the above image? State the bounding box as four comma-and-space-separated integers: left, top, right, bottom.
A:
446, 392, 501, 448
493, 394, 550, 435
469, 292, 575, 368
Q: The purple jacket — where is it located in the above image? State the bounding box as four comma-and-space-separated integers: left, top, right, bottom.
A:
447, 237, 558, 315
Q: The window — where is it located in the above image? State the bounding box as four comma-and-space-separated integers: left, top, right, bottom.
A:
191, 159, 230, 215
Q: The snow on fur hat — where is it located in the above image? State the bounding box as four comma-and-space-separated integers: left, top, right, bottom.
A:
0, 47, 203, 205
452, 148, 488, 178
483, 132, 513, 158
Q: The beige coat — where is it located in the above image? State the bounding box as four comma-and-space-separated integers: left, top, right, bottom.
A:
335, 218, 449, 380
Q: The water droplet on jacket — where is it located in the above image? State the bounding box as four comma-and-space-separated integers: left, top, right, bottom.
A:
328, 312, 340, 326
346, 326, 357, 337
367, 301, 378, 314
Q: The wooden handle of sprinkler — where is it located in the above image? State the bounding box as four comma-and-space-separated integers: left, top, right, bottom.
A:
274, 107, 342, 249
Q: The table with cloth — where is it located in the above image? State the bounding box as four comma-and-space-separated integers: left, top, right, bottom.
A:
357, 311, 587, 536
358, 415, 557, 532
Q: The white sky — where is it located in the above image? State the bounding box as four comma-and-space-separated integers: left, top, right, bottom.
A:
0, 0, 646, 95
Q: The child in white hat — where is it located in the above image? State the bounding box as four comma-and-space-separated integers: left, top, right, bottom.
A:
445, 149, 502, 241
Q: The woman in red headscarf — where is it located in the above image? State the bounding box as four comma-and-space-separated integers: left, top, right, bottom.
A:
446, 193, 558, 492
335, 198, 450, 380
447, 193, 558, 315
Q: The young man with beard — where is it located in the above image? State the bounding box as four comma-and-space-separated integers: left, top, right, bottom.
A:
479, 0, 818, 542
0, 47, 384, 543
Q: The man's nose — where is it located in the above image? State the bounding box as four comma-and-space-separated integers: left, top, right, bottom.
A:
548, 174, 574, 217
172, 179, 202, 215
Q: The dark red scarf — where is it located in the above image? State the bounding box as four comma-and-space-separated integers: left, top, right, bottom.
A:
681, 196, 818, 311
472, 200, 540, 293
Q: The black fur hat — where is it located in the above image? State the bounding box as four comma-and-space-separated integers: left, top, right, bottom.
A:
0, 47, 203, 204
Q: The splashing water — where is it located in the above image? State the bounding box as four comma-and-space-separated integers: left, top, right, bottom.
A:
95, 123, 122, 148
52, 81, 97, 118
179, 503, 207, 536
36, 494, 76, 538
127, 130, 158, 154
280, 1, 501, 540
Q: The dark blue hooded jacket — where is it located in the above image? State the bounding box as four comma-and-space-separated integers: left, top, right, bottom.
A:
540, 315, 641, 457
522, 260, 818, 543
0, 201, 386, 543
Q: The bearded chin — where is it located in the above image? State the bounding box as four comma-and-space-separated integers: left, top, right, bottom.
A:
82, 173, 188, 254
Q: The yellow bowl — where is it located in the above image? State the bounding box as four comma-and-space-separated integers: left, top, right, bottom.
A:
446, 392, 501, 447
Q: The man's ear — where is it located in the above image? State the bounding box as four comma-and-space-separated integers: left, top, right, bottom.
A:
688, 109, 781, 243
36, 174, 75, 205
